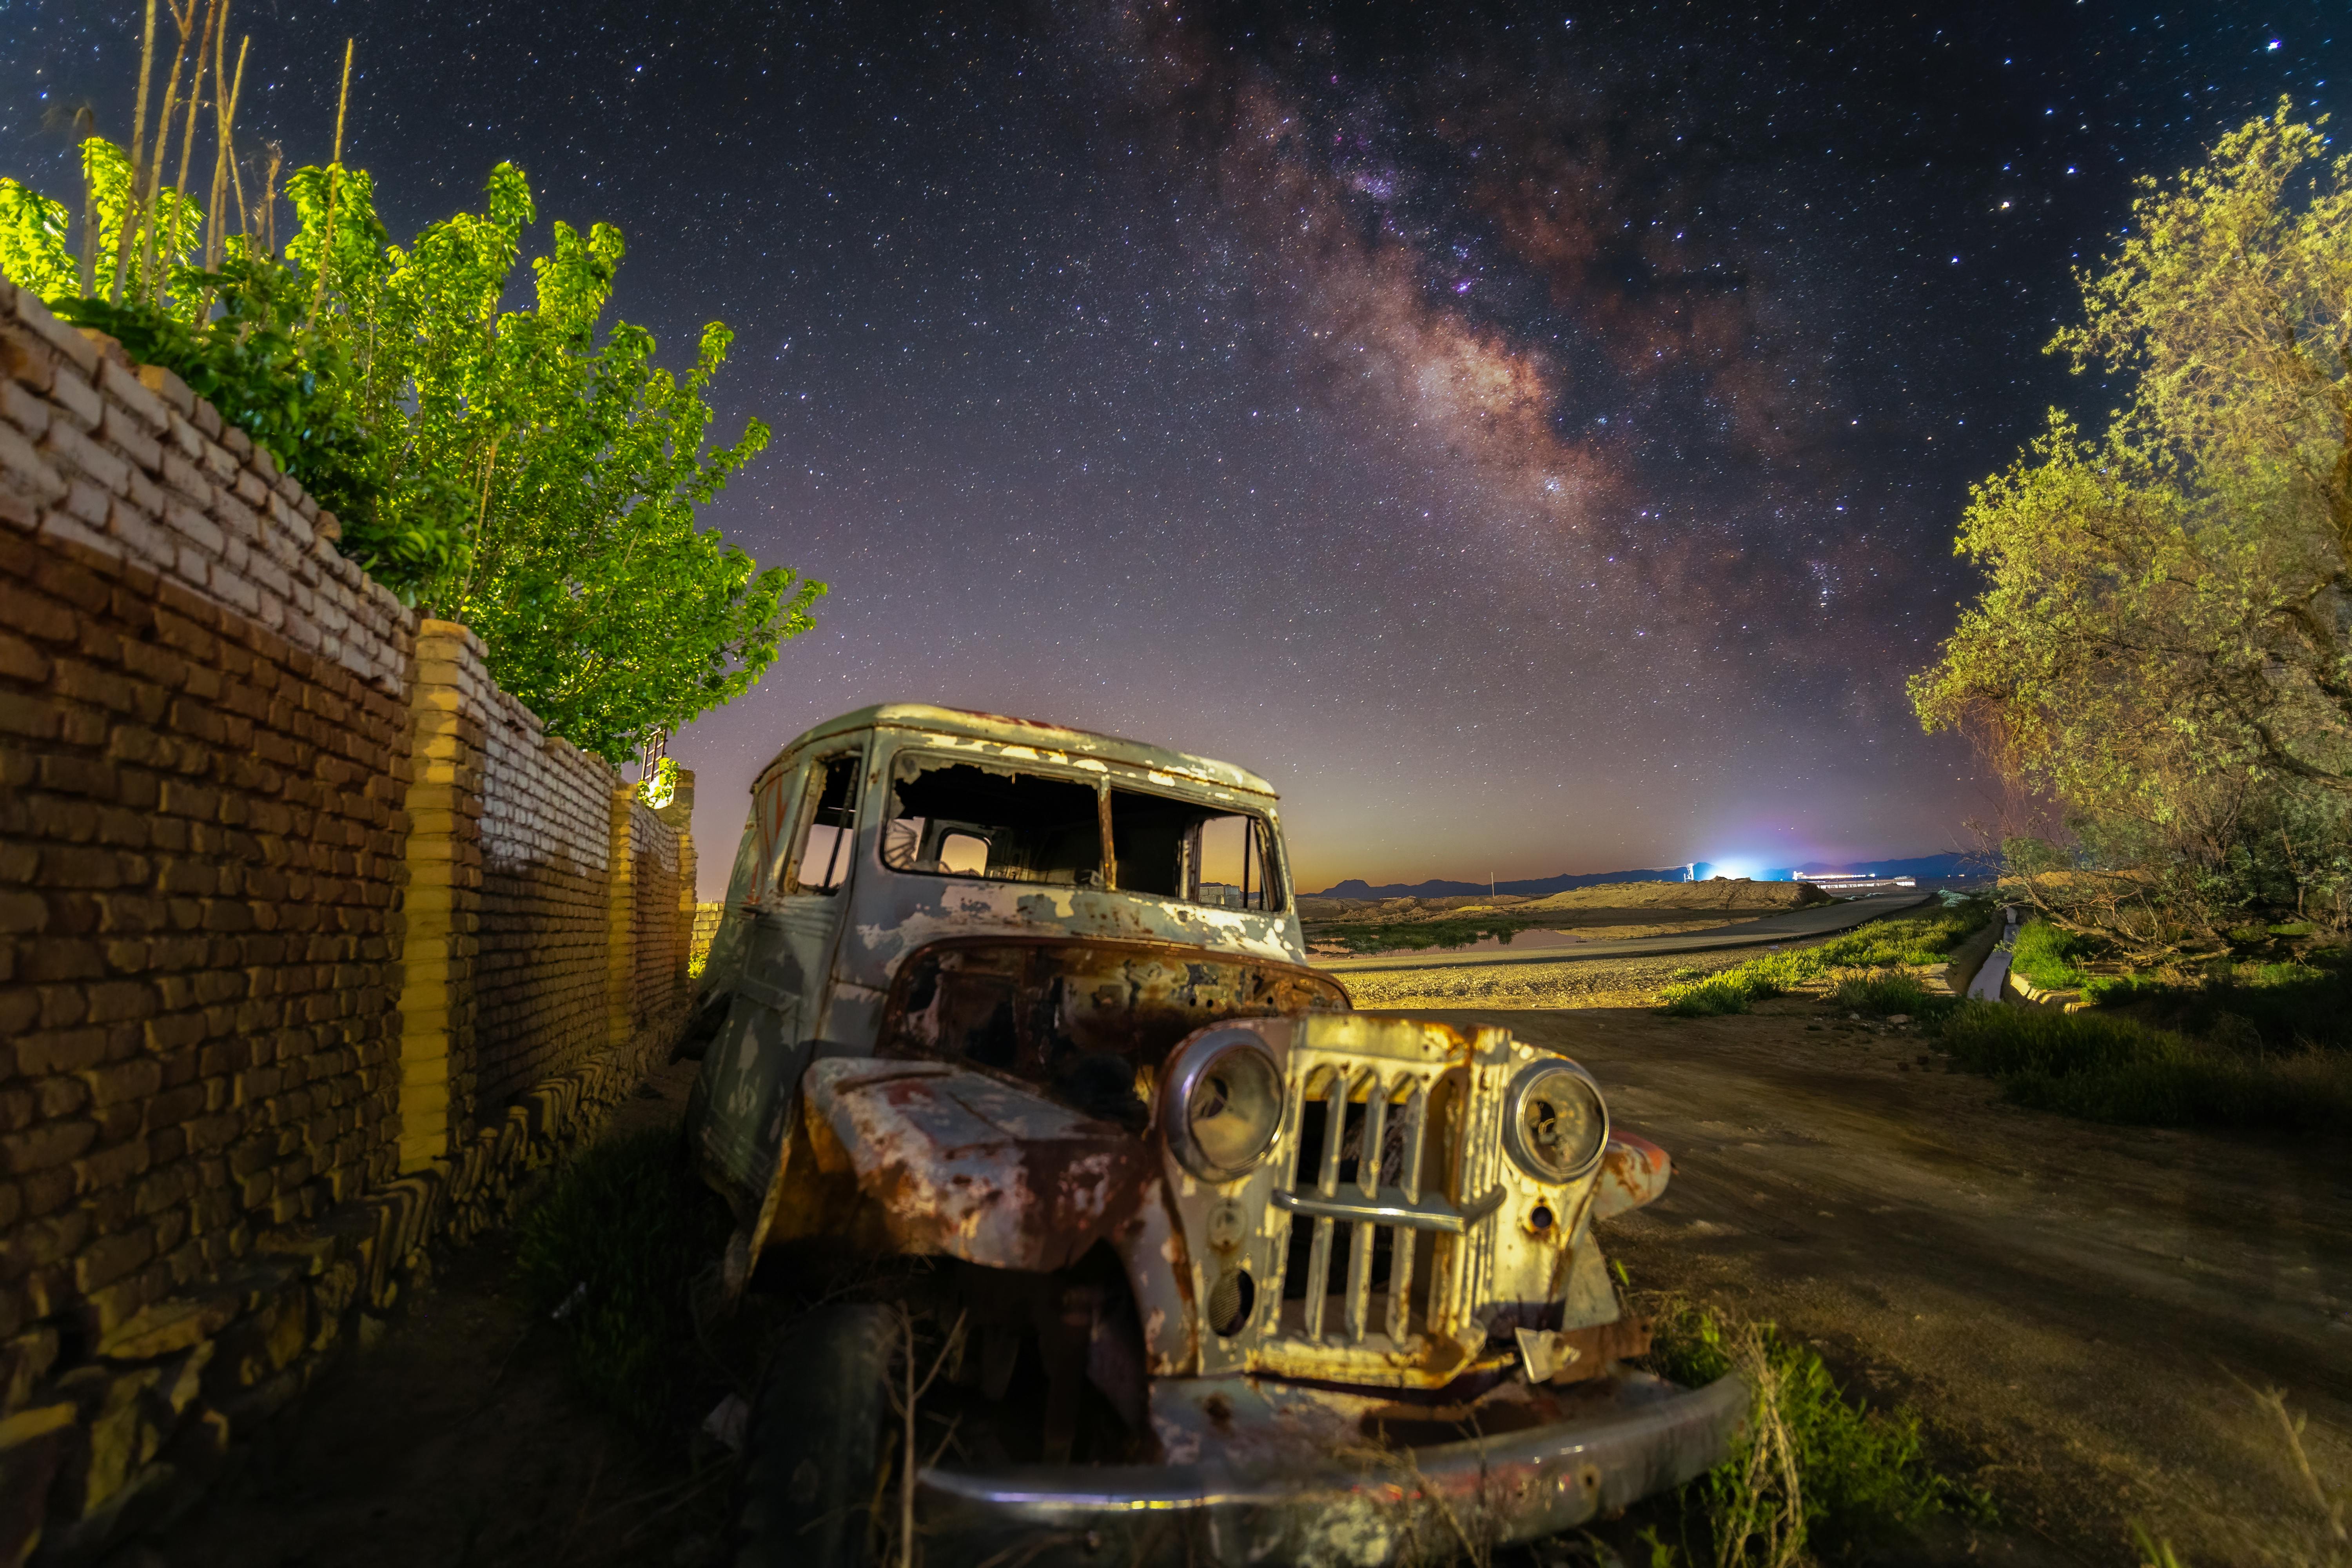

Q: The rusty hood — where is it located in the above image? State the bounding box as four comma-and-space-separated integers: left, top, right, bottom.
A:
802, 1058, 1158, 1274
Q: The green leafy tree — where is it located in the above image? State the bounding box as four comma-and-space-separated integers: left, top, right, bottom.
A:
4, 140, 822, 766
282, 160, 822, 761
1911, 103, 2352, 931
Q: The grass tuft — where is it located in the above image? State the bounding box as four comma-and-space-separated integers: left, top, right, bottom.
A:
516, 1125, 730, 1430
1660, 976, 1767, 1016
1828, 970, 1958, 1021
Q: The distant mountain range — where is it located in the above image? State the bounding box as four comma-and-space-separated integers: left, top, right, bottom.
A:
1308, 850, 1983, 900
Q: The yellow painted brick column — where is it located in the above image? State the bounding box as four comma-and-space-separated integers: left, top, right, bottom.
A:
395, 621, 485, 1171
607, 782, 639, 1048
660, 769, 698, 1005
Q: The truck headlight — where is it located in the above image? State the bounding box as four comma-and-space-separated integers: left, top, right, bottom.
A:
1165, 1029, 1284, 1183
1503, 1060, 1609, 1182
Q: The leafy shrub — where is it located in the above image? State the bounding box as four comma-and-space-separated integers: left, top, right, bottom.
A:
516, 1125, 729, 1429
52, 263, 383, 535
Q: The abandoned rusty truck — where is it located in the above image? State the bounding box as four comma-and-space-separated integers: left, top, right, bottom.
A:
680, 704, 1745, 1567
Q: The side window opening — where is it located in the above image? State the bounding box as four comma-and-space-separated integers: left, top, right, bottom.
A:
1108, 789, 1283, 911
787, 754, 863, 895
882, 757, 1104, 886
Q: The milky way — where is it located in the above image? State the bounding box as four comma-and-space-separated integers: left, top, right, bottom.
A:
3, 1, 2342, 893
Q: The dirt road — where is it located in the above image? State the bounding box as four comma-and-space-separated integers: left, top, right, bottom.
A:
1402, 1000, 2352, 1567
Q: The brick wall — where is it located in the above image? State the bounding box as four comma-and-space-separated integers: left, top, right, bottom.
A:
628, 799, 686, 1030
0, 277, 700, 1565
0, 285, 417, 1352
473, 664, 623, 1114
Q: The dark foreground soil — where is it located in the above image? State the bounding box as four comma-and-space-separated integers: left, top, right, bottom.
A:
151, 1007, 2352, 1568
160, 1061, 721, 1568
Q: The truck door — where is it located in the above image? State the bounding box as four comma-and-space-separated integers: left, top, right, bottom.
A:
696, 748, 865, 1199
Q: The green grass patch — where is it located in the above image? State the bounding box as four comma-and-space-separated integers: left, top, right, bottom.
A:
1644, 1303, 1989, 1562
1935, 1001, 2352, 1131
1659, 975, 1765, 1016
1828, 970, 1958, 1021
2076, 949, 2352, 1050
2009, 920, 2092, 990
2078, 972, 2166, 1007
1659, 900, 1992, 1015
516, 1124, 730, 1430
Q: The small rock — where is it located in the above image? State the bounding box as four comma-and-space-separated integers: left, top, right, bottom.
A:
701, 1394, 750, 1452
1887, 1013, 1912, 1025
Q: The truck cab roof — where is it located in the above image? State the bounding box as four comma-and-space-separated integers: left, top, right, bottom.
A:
756, 703, 1279, 800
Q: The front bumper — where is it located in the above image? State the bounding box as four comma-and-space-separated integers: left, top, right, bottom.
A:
916, 1369, 1748, 1568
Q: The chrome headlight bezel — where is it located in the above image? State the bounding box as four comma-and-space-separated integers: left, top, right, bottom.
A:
1501, 1058, 1610, 1183
1162, 1028, 1285, 1185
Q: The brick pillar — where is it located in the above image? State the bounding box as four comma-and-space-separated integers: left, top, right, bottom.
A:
657, 769, 698, 1004
607, 783, 638, 1048
394, 620, 484, 1171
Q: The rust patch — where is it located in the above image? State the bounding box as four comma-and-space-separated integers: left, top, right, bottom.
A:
1590, 1131, 1671, 1221
1537, 1316, 1655, 1385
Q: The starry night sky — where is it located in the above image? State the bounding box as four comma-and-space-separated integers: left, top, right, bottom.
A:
5, 2, 2344, 897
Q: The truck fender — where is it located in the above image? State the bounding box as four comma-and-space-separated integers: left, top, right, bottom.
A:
1589, 1132, 1672, 1222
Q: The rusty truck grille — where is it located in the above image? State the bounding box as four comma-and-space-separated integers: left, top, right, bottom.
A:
1263, 1051, 1506, 1350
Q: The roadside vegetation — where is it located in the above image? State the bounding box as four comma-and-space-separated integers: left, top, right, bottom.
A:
516, 1125, 732, 1430
1657, 899, 1991, 1017
1661, 890, 2352, 1132
1934, 998, 2352, 1131
1634, 1301, 1991, 1566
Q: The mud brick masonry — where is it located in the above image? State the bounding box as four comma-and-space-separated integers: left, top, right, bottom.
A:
0, 276, 698, 1565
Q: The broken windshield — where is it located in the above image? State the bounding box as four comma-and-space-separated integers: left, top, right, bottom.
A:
882, 755, 1105, 885
1109, 788, 1284, 912
879, 753, 1284, 910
